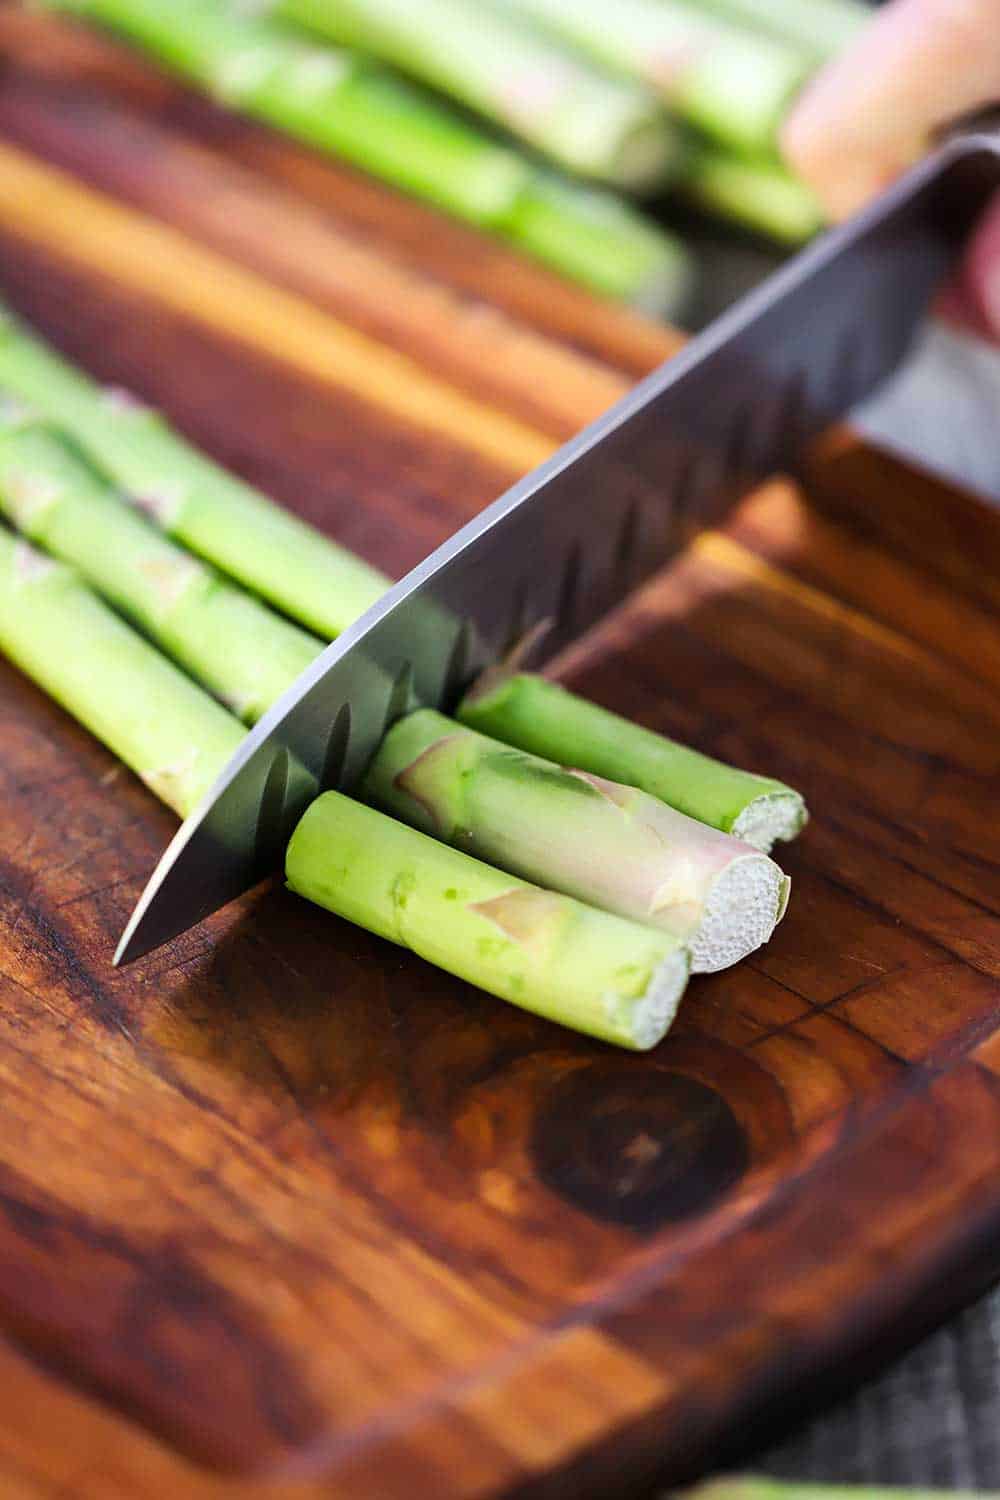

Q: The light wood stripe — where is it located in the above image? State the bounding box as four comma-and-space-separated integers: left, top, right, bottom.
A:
0, 141, 553, 478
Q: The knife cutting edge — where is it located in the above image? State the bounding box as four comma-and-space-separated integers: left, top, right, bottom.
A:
116, 131, 1000, 967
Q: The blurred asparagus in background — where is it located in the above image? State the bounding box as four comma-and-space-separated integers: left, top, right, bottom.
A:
40, 0, 873, 311
43, 0, 693, 309
679, 147, 824, 245
690, 0, 868, 63
495, 0, 812, 155
272, 0, 688, 189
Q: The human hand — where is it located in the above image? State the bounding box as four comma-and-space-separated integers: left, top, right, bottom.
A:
780, 0, 1000, 339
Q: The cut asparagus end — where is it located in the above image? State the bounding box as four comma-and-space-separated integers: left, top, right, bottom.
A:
731, 789, 809, 852
629, 947, 690, 1050
689, 854, 788, 973
286, 791, 690, 1050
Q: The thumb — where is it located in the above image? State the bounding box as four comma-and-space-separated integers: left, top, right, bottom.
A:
781, 0, 1000, 221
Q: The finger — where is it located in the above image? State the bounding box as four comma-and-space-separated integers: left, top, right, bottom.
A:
781, 0, 1000, 220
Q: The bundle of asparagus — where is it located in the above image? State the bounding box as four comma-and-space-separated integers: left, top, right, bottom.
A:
0, 314, 809, 1045
0, 525, 688, 1047
0, 403, 791, 975
43, 0, 693, 308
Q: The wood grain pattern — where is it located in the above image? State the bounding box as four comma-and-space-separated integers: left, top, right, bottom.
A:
0, 10, 998, 1498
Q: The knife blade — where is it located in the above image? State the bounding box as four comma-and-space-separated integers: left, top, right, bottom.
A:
116, 131, 1000, 966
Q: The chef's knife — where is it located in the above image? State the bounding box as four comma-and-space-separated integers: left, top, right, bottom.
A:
116, 131, 1000, 966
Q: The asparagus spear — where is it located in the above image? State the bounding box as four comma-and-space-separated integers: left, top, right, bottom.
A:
0, 408, 323, 722
41, 0, 693, 309
506, 174, 693, 310
458, 674, 807, 853
365, 709, 788, 972
680, 148, 824, 244
0, 305, 391, 638
286, 790, 690, 1048
0, 527, 243, 817
269, 0, 684, 189
688, 0, 867, 63
495, 0, 812, 155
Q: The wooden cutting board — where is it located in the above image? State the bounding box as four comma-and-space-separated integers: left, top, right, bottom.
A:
0, 9, 998, 1498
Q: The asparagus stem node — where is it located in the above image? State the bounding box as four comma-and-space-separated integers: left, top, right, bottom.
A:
458, 674, 808, 853
286, 790, 690, 1048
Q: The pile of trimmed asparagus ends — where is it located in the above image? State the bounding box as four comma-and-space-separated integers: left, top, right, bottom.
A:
41, 0, 870, 309
0, 307, 808, 1050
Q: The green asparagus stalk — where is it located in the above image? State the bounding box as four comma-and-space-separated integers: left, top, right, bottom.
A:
458, 674, 807, 853
0, 306, 391, 638
286, 790, 690, 1048
687, 0, 868, 63
680, 148, 825, 244
679, 1482, 1000, 1500
505, 174, 693, 310
42, 0, 693, 310
0, 408, 323, 722
496, 0, 812, 155
269, 0, 684, 189
0, 527, 244, 817
365, 708, 788, 972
